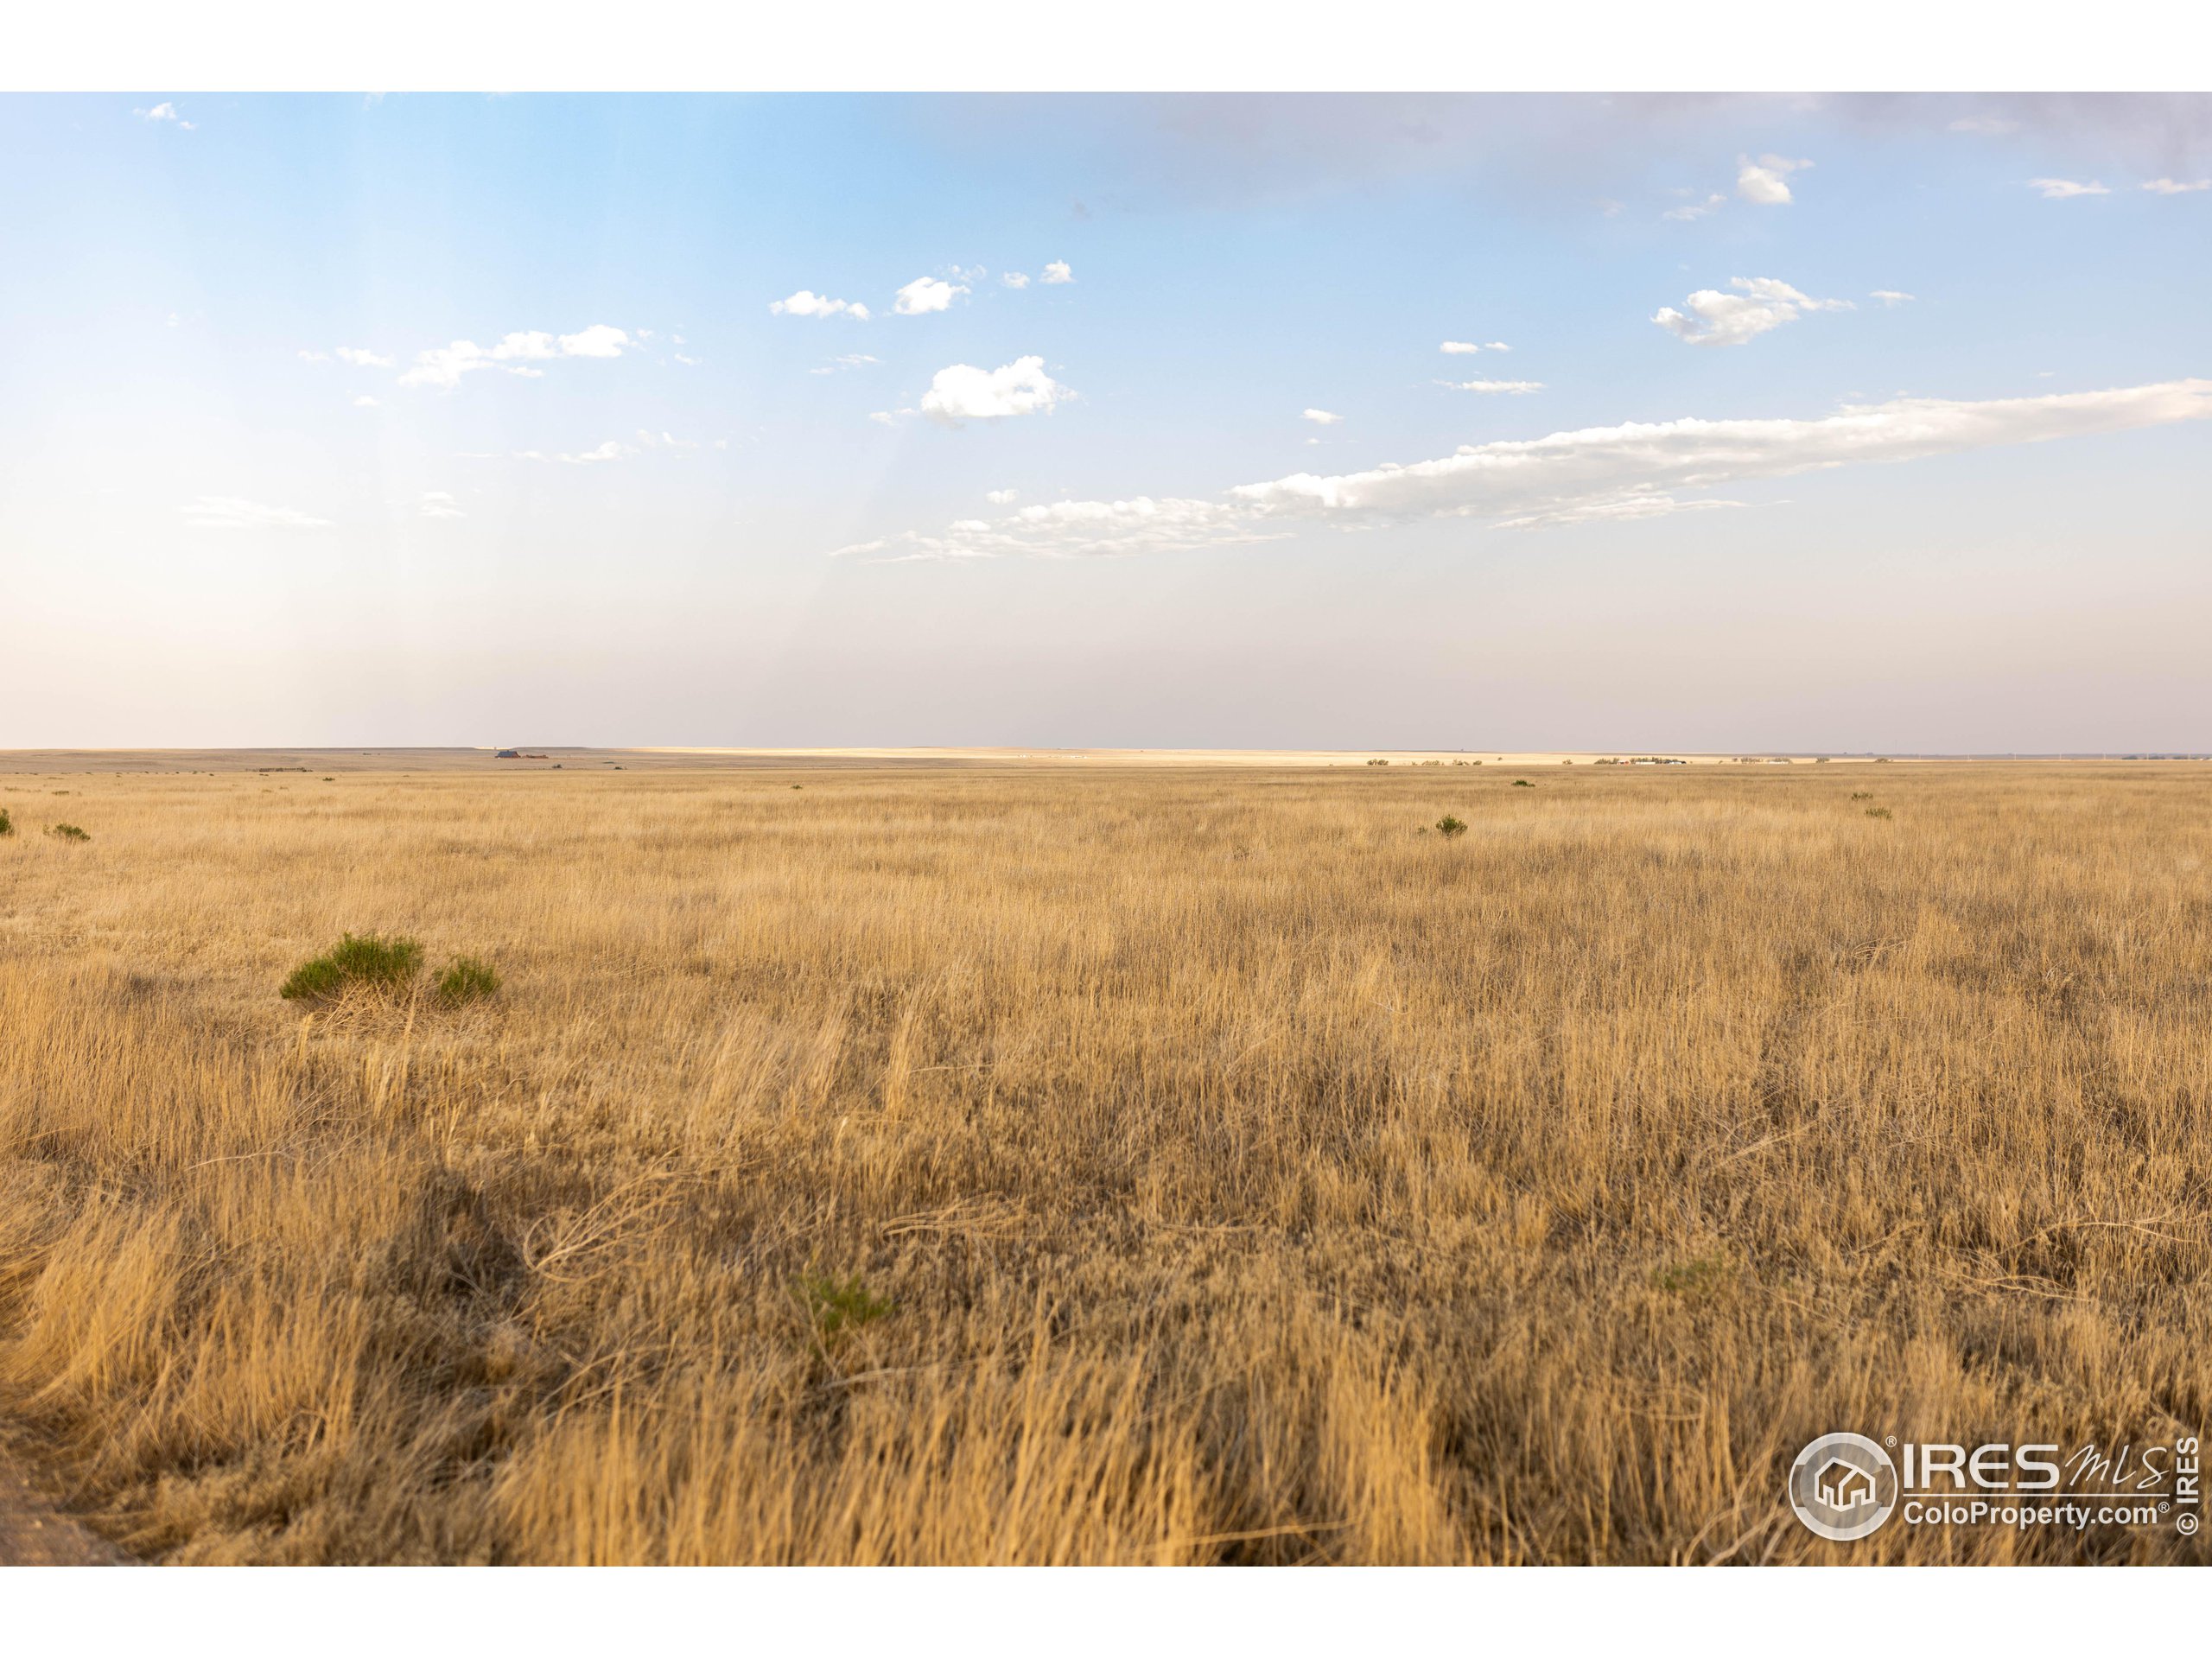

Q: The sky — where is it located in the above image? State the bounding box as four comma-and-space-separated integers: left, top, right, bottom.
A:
2, 91, 2208, 753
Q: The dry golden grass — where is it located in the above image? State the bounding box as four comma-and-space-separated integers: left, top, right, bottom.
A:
1, 761, 2207, 1564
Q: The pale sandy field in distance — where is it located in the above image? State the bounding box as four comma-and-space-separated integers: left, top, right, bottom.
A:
1, 753, 2206, 1563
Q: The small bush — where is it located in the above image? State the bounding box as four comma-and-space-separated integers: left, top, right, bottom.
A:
1864, 806, 1893, 820
1366, 758, 1390, 766
48, 823, 90, 842
436, 956, 502, 1007
1435, 815, 1468, 839
1512, 779, 1535, 789
1850, 791, 1873, 801
799, 1272, 894, 1339
0, 807, 13, 836
280, 932, 424, 1001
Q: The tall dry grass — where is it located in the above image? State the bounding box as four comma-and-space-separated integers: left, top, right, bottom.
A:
0, 762, 2207, 1563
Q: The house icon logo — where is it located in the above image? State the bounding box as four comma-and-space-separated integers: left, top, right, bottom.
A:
1789, 1433, 1899, 1541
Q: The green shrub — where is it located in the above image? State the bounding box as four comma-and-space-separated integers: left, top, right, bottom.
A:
1512, 779, 1535, 788
1435, 815, 1468, 838
799, 1271, 894, 1339
1865, 806, 1893, 820
0, 807, 13, 836
435, 956, 503, 1007
280, 932, 424, 1001
1850, 791, 1873, 801
48, 823, 90, 842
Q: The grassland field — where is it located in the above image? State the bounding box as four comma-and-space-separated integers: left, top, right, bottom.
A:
0, 755, 2207, 1563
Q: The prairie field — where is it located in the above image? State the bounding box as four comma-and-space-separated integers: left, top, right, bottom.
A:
1, 758, 2207, 1564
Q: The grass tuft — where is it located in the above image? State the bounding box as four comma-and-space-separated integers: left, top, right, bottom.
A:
435, 956, 503, 1007
798, 1271, 895, 1339
279, 931, 424, 1001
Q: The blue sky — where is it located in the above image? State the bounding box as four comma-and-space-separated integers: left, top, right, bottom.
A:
3, 92, 2207, 750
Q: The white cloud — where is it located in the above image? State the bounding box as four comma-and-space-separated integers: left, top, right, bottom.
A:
840, 497, 1262, 562
985, 489, 1018, 505
2143, 177, 2211, 194
418, 492, 464, 519
674, 353, 702, 365
1041, 261, 1074, 284
181, 496, 331, 531
770, 290, 871, 321
2030, 178, 2111, 199
1737, 154, 1812, 206
918, 356, 1071, 425
353, 395, 380, 408
846, 380, 2212, 558
1001, 271, 1032, 289
1440, 340, 1511, 354
1870, 289, 1916, 306
560, 440, 633, 464
1441, 378, 1546, 395
634, 429, 705, 452
893, 276, 968, 316
1653, 277, 1853, 347
1303, 408, 1344, 425
135, 102, 194, 130
396, 325, 631, 389
812, 353, 880, 375
556, 324, 628, 359
1662, 194, 1726, 221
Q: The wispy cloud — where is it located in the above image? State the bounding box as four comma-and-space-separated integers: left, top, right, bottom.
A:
181, 496, 331, 531
1948, 115, 2020, 136
134, 101, 194, 130
985, 489, 1019, 505
1653, 277, 1852, 347
418, 492, 464, 519
918, 356, 1071, 425
1662, 193, 1726, 222
1441, 378, 1545, 395
560, 440, 632, 464
770, 290, 871, 321
1440, 340, 1511, 354
2029, 178, 2112, 199
1870, 289, 1916, 306
2143, 177, 2211, 194
1302, 408, 1344, 425
397, 326, 632, 390
842, 380, 2212, 558
1737, 154, 1812, 206
1001, 271, 1032, 289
